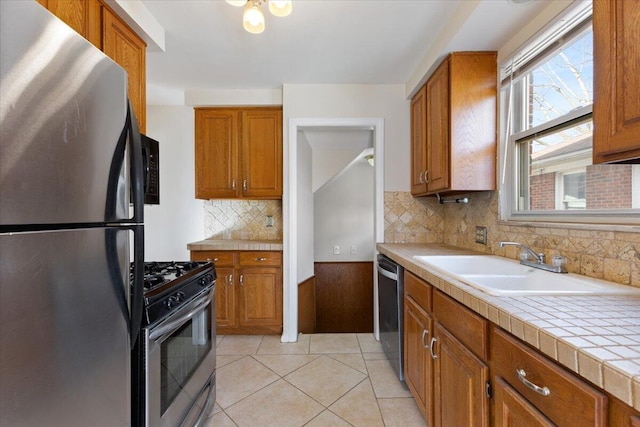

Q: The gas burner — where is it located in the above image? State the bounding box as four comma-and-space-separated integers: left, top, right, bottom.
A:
144, 273, 166, 289
131, 260, 216, 326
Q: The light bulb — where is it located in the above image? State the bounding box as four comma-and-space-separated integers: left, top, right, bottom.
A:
226, 0, 247, 6
268, 0, 292, 17
243, 1, 265, 34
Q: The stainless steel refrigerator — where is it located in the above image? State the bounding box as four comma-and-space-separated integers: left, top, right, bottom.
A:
0, 2, 144, 426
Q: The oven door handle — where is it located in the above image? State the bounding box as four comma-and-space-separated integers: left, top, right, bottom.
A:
149, 292, 212, 342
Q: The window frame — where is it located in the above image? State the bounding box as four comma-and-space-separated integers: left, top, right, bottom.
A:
498, 4, 640, 226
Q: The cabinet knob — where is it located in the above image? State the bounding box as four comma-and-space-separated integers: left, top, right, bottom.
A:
255, 257, 267, 262
227, 274, 233, 285
425, 170, 430, 183
239, 274, 244, 285
231, 179, 236, 190
243, 179, 248, 191
419, 171, 424, 184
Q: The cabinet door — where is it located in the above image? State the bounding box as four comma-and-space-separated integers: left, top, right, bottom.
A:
593, 0, 640, 163
238, 267, 282, 328
215, 267, 236, 328
404, 295, 433, 424
411, 85, 428, 195
434, 322, 488, 427
240, 109, 282, 198
37, 0, 101, 47
102, 8, 146, 133
494, 377, 554, 427
426, 59, 450, 193
194, 109, 240, 199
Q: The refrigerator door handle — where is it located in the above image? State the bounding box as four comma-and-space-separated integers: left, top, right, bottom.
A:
128, 100, 144, 224
130, 225, 144, 348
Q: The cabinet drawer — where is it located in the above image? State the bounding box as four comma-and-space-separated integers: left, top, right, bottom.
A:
433, 290, 487, 360
191, 250, 235, 266
404, 271, 432, 312
491, 326, 607, 427
239, 251, 282, 267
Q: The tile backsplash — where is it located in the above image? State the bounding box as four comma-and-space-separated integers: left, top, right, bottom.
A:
385, 190, 640, 287
384, 191, 444, 244
204, 200, 282, 240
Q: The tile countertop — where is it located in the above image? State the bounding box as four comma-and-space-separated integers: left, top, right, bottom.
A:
187, 239, 283, 251
377, 243, 640, 411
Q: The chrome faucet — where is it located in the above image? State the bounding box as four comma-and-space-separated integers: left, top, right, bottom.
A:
499, 241, 568, 273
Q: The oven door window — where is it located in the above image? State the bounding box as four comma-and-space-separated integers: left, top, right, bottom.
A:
160, 307, 211, 414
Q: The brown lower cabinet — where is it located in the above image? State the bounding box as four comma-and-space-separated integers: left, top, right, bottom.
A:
491, 326, 606, 427
402, 269, 640, 426
404, 272, 433, 424
191, 250, 282, 335
404, 271, 489, 427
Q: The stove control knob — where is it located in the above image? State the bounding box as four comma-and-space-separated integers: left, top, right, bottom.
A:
166, 296, 178, 309
199, 275, 212, 286
175, 291, 186, 302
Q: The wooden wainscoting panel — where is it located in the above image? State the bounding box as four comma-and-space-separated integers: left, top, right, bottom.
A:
298, 276, 316, 334
314, 262, 373, 333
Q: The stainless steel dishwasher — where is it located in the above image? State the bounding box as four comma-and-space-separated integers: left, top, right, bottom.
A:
377, 254, 405, 383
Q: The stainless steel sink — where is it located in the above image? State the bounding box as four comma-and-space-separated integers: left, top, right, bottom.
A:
413, 255, 640, 296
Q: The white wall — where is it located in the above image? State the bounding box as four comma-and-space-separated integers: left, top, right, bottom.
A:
284, 84, 409, 192
314, 159, 375, 262
296, 132, 314, 281
312, 149, 361, 192
143, 105, 204, 260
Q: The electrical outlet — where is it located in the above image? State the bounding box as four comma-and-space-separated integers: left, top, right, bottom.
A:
350, 245, 357, 255
333, 245, 340, 255
475, 226, 488, 245
265, 215, 274, 227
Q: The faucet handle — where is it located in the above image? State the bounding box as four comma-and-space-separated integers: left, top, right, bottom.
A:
552, 255, 567, 270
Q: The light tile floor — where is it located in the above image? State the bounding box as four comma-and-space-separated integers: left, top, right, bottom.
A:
206, 333, 428, 427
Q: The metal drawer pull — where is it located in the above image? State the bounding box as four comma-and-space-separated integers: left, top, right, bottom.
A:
240, 274, 244, 285
419, 171, 424, 184
243, 179, 248, 191
516, 369, 550, 396
255, 257, 267, 262
429, 337, 438, 359
421, 329, 429, 349
232, 179, 236, 190
213, 258, 219, 262
227, 274, 233, 285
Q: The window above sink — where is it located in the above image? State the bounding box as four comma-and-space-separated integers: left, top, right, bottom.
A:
499, 1, 640, 225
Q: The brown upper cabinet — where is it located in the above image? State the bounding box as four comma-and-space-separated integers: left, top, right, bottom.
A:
195, 107, 282, 200
411, 85, 428, 194
37, 0, 147, 133
411, 52, 497, 197
593, 0, 640, 164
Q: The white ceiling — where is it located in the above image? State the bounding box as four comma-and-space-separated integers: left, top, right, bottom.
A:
140, 0, 553, 104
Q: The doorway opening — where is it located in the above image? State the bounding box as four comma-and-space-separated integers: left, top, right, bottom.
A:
283, 118, 384, 342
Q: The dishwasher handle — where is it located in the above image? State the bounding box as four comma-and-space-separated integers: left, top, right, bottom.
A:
377, 264, 398, 281
377, 255, 401, 281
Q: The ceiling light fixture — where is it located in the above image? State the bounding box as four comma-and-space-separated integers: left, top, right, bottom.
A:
365, 154, 375, 167
226, 0, 292, 34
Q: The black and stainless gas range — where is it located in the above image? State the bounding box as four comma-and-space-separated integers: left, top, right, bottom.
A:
131, 261, 216, 427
